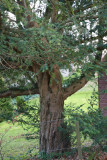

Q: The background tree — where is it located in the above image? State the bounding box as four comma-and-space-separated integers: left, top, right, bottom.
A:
0, 0, 107, 154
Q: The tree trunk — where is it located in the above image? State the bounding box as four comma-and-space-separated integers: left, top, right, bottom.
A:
39, 91, 65, 154
37, 66, 70, 154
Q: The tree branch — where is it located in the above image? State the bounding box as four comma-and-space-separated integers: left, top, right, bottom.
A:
63, 34, 106, 100
17, 0, 28, 8
63, 75, 88, 100
73, 2, 94, 15
0, 87, 39, 98
50, 0, 59, 23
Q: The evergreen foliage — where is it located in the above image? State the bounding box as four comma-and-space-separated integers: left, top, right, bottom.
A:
0, 0, 106, 88
0, 78, 13, 122
15, 96, 40, 134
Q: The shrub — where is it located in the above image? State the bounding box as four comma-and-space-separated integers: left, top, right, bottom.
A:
0, 98, 13, 122
0, 78, 13, 122
14, 96, 40, 134
64, 104, 107, 150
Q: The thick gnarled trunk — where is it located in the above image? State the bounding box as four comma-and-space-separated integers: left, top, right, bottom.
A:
40, 92, 65, 153
37, 66, 70, 154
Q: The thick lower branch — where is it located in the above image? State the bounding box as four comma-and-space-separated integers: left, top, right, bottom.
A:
63, 76, 88, 100
0, 87, 39, 98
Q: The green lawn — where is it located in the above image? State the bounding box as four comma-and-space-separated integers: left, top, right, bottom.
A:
0, 80, 98, 159
65, 91, 92, 109
0, 122, 38, 159
65, 80, 98, 111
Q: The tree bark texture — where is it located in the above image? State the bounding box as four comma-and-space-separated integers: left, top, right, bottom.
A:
98, 73, 107, 116
37, 66, 70, 154
98, 54, 107, 116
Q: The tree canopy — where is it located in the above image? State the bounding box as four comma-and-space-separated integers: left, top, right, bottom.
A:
0, 0, 106, 98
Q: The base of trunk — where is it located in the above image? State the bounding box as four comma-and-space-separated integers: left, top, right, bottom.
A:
40, 112, 71, 154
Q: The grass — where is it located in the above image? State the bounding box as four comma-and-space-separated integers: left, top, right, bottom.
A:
65, 80, 98, 111
0, 122, 38, 159
0, 80, 98, 159
65, 91, 92, 110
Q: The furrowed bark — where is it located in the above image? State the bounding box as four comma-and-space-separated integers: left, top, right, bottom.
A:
37, 66, 70, 154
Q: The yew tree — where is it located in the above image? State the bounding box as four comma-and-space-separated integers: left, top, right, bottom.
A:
0, 0, 107, 154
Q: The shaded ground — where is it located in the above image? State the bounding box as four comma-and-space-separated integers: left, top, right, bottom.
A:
29, 151, 107, 160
